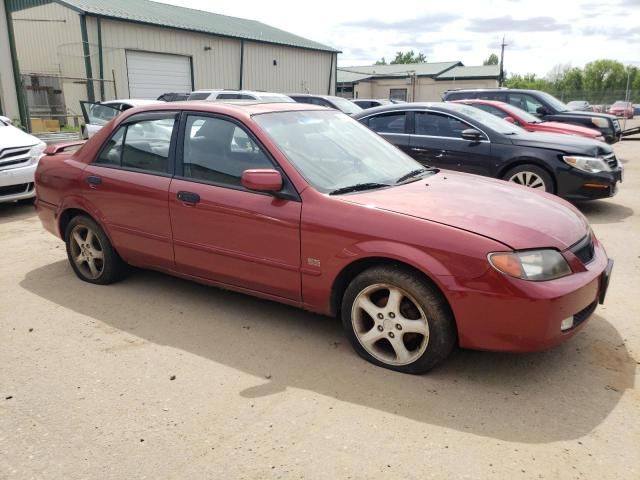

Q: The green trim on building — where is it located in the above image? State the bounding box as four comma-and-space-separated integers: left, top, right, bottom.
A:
79, 13, 94, 101
4, 0, 28, 128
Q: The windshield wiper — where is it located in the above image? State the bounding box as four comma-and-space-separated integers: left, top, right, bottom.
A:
395, 167, 438, 184
329, 182, 390, 195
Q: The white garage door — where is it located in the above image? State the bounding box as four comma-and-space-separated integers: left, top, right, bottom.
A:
126, 51, 192, 99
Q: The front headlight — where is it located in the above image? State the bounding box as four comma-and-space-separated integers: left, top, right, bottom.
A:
591, 117, 609, 128
563, 155, 611, 173
488, 249, 572, 281
28, 142, 46, 165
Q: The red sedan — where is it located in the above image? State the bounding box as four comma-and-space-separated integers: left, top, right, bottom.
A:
34, 102, 613, 374
452, 99, 605, 141
608, 101, 634, 119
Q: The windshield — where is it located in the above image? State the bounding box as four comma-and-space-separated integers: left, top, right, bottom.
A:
445, 103, 527, 135
253, 110, 423, 193
257, 96, 295, 103
537, 91, 569, 112
329, 97, 364, 115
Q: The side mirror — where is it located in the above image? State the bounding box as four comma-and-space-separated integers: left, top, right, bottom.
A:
536, 106, 548, 116
461, 128, 483, 141
241, 169, 283, 193
503, 116, 516, 124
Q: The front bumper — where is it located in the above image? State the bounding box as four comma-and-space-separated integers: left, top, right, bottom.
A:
443, 237, 610, 352
556, 164, 623, 201
0, 163, 37, 202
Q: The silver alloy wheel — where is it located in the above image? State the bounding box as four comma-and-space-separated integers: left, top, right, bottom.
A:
508, 171, 547, 189
351, 283, 430, 366
69, 225, 104, 280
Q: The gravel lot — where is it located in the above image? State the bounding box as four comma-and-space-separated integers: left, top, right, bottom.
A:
1, 125, 639, 479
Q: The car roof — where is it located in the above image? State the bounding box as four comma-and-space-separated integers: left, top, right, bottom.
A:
287, 93, 343, 100
353, 98, 390, 102
351, 102, 460, 118
104, 99, 164, 106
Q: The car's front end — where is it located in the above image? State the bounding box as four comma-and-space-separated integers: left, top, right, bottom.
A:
0, 128, 46, 203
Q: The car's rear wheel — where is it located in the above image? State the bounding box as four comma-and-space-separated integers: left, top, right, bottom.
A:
504, 164, 554, 193
65, 215, 127, 284
341, 266, 456, 374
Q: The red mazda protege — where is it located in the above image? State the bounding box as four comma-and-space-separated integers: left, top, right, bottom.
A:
35, 102, 613, 374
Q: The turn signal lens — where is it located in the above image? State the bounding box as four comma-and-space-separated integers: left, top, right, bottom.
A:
488, 253, 524, 278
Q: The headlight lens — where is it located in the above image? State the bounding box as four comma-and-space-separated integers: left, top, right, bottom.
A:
563, 155, 611, 173
29, 142, 46, 165
591, 117, 609, 128
488, 249, 572, 281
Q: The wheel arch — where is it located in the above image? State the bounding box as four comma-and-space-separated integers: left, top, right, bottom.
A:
329, 256, 456, 331
498, 157, 557, 192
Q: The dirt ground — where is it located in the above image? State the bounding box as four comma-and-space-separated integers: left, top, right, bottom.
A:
1, 126, 639, 479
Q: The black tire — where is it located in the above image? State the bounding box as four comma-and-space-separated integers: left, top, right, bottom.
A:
341, 266, 456, 374
64, 215, 127, 285
503, 164, 555, 193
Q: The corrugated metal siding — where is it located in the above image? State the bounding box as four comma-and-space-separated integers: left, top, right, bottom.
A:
243, 42, 334, 95
11, 2, 83, 75
86, 18, 242, 98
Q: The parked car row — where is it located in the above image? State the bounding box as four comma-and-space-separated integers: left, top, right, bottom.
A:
33, 101, 614, 374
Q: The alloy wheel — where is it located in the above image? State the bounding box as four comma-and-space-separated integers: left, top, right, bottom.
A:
508, 171, 547, 189
351, 284, 430, 366
69, 225, 105, 280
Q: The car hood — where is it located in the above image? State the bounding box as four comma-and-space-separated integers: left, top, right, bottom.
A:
509, 131, 612, 155
536, 121, 600, 137
339, 171, 588, 251
564, 110, 617, 120
0, 125, 41, 149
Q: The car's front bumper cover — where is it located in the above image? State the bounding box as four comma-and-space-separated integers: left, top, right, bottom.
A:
0, 163, 37, 202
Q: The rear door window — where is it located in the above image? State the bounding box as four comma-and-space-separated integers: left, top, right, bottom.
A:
368, 112, 407, 134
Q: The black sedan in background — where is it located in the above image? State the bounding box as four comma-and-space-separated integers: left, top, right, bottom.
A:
353, 103, 623, 201
288, 94, 363, 115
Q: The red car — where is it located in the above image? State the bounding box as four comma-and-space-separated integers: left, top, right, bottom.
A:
452, 99, 605, 141
608, 101, 634, 119
34, 102, 613, 374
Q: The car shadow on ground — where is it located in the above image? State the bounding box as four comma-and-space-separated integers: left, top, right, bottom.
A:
575, 200, 634, 225
0, 201, 36, 225
21, 261, 636, 444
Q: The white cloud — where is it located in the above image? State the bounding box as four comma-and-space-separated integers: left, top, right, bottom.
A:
154, 0, 640, 76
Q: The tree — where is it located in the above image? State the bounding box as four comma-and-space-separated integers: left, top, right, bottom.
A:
583, 59, 627, 92
483, 53, 499, 66
375, 57, 387, 65
390, 50, 427, 64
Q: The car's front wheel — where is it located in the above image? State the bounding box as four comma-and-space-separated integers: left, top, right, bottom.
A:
65, 215, 127, 284
341, 266, 456, 374
504, 164, 554, 193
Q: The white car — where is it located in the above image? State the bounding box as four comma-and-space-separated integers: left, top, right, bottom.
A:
187, 89, 294, 103
0, 117, 46, 203
81, 99, 163, 139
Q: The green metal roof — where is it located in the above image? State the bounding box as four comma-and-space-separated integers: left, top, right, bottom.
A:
337, 61, 462, 83
435, 65, 500, 80
55, 0, 339, 52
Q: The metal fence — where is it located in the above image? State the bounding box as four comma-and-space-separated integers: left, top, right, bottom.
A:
546, 89, 638, 108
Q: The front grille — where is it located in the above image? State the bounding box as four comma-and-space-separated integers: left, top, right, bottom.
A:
0, 146, 31, 170
569, 234, 595, 265
573, 300, 597, 328
602, 153, 619, 169
0, 182, 32, 197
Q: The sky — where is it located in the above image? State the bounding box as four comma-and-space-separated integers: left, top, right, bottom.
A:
156, 0, 640, 76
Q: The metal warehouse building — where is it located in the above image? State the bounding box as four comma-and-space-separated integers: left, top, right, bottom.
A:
0, 0, 339, 129
337, 62, 499, 102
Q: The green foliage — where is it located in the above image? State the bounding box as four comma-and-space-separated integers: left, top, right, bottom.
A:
483, 53, 499, 66
505, 59, 638, 103
376, 50, 427, 64
375, 57, 387, 65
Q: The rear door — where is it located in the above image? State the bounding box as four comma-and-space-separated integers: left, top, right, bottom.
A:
411, 111, 493, 175
361, 111, 411, 155
83, 111, 178, 269
168, 113, 302, 300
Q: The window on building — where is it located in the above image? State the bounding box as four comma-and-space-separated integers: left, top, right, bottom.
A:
389, 88, 408, 102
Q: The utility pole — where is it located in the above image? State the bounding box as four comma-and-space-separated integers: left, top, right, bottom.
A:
499, 35, 508, 86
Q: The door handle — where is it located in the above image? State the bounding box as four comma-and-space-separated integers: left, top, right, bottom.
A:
177, 191, 200, 205
411, 147, 428, 152
86, 175, 102, 186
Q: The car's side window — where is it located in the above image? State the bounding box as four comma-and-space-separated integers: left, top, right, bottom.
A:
475, 104, 509, 119
368, 112, 407, 134
508, 94, 543, 114
96, 127, 125, 166
182, 115, 273, 187
94, 117, 175, 174
217, 93, 242, 100
415, 112, 472, 139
